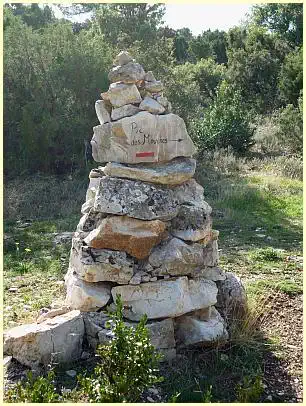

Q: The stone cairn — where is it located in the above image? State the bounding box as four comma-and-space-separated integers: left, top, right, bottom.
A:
4, 52, 245, 369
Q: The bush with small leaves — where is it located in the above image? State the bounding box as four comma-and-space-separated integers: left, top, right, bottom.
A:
191, 81, 255, 155
78, 294, 163, 402
5, 370, 61, 403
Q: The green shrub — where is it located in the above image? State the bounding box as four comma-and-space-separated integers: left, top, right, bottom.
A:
235, 375, 264, 402
274, 97, 303, 155
191, 81, 255, 154
78, 295, 163, 402
5, 370, 61, 403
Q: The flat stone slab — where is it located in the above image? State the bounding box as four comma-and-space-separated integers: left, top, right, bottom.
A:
91, 111, 196, 164
94, 177, 179, 221
84, 216, 166, 259
103, 157, 196, 185
175, 307, 228, 347
65, 269, 111, 311
111, 104, 142, 121
111, 276, 218, 320
4, 310, 84, 368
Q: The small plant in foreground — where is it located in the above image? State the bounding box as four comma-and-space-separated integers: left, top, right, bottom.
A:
5, 370, 61, 403
235, 375, 264, 402
78, 294, 163, 402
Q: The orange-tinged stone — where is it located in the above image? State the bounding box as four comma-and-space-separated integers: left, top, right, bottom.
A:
84, 216, 167, 259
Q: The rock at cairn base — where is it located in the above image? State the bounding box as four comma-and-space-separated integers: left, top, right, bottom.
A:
4, 311, 84, 368
4, 51, 246, 369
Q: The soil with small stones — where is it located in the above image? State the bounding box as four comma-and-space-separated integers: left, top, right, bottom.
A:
260, 292, 303, 403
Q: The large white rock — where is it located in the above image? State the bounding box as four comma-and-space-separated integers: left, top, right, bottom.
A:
95, 100, 111, 124
108, 62, 145, 84
111, 104, 142, 121
111, 276, 218, 321
4, 311, 84, 367
101, 82, 142, 108
94, 176, 180, 221
91, 111, 196, 164
175, 307, 228, 347
65, 269, 111, 311
139, 97, 165, 114
103, 157, 196, 185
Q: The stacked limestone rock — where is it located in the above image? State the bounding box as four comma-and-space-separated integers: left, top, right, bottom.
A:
4, 52, 246, 369
64, 51, 229, 357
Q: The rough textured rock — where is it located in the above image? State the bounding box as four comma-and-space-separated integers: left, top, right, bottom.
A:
65, 269, 111, 311
94, 177, 179, 221
69, 243, 134, 284
170, 204, 212, 241
156, 96, 169, 108
108, 62, 145, 84
191, 266, 226, 281
175, 306, 228, 347
111, 104, 142, 121
111, 276, 218, 320
84, 313, 175, 357
84, 216, 166, 259
146, 318, 176, 349
85, 176, 101, 201
173, 179, 206, 207
91, 111, 196, 164
101, 82, 142, 108
89, 167, 105, 178
4, 311, 84, 367
37, 306, 70, 323
144, 71, 156, 82
216, 272, 247, 317
103, 158, 196, 185
201, 240, 219, 266
113, 51, 134, 66
81, 198, 94, 214
144, 80, 163, 93
139, 97, 165, 114
76, 209, 106, 233
95, 100, 111, 124
149, 237, 205, 276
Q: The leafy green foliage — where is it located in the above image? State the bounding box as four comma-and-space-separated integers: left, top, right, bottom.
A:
226, 25, 290, 113
252, 3, 303, 47
78, 295, 163, 402
273, 96, 303, 155
6, 371, 61, 403
191, 81, 255, 153
235, 375, 264, 402
278, 47, 303, 106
